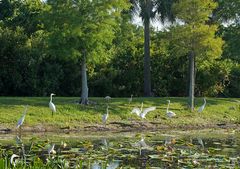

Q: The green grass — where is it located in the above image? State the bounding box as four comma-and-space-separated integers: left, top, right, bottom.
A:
0, 97, 240, 130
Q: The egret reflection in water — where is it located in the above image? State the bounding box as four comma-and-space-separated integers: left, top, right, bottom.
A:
132, 136, 152, 155
92, 161, 120, 169
0, 130, 239, 168
197, 138, 204, 149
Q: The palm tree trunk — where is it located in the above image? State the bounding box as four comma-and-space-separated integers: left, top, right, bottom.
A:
143, 17, 151, 97
189, 51, 195, 111
80, 55, 89, 105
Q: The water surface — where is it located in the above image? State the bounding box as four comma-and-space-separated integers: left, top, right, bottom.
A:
0, 129, 239, 168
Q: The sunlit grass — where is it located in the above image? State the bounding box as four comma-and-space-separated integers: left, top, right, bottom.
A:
0, 97, 239, 130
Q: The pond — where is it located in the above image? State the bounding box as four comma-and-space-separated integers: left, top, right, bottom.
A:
0, 129, 239, 168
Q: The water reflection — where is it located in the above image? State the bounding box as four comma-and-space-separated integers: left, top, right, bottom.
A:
0, 130, 239, 168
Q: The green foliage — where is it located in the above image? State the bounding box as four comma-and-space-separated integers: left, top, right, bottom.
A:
224, 64, 240, 97
0, 26, 33, 95
173, 0, 217, 24
220, 25, 240, 62
214, 0, 240, 22
43, 0, 130, 62
0, 0, 240, 97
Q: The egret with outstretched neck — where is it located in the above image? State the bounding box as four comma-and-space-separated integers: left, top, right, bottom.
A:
49, 93, 56, 117
198, 98, 206, 113
128, 94, 133, 104
16, 105, 28, 132
166, 100, 176, 118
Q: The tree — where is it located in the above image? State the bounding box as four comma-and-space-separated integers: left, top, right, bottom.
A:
43, 0, 129, 104
172, 0, 223, 111
130, 0, 175, 97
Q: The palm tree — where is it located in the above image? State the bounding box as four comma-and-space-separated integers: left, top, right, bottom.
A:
130, 0, 175, 97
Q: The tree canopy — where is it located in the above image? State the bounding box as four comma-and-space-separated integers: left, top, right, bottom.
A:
0, 0, 239, 99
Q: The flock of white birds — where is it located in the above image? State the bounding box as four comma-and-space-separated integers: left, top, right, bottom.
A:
16, 94, 207, 130
102, 96, 206, 126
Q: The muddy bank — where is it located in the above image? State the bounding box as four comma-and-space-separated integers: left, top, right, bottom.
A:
0, 121, 239, 134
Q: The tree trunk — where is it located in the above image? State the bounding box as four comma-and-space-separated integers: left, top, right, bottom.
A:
80, 55, 89, 105
189, 51, 195, 112
143, 11, 151, 97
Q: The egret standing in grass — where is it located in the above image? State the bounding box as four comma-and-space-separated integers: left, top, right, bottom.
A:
102, 105, 109, 127
131, 102, 156, 119
198, 98, 206, 113
49, 93, 56, 117
105, 96, 111, 102
166, 100, 176, 118
16, 105, 28, 132
128, 94, 133, 104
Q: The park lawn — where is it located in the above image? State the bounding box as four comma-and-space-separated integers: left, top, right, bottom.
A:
0, 97, 239, 131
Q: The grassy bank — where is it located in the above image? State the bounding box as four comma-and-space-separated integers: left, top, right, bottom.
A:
0, 97, 239, 131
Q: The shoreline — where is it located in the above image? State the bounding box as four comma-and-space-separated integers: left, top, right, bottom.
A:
0, 121, 239, 134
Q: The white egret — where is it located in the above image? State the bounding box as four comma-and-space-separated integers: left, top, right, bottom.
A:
128, 94, 133, 104
16, 105, 28, 129
49, 93, 56, 117
105, 96, 111, 102
102, 105, 109, 126
48, 144, 56, 155
131, 102, 156, 119
197, 138, 204, 149
10, 154, 19, 167
198, 98, 206, 113
166, 100, 176, 118
106, 161, 120, 169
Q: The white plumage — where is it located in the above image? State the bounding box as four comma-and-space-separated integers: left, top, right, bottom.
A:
128, 94, 133, 104
102, 105, 109, 125
49, 93, 56, 116
140, 106, 156, 119
16, 106, 28, 129
198, 98, 206, 113
166, 100, 176, 118
48, 144, 56, 155
131, 102, 156, 119
10, 154, 19, 167
105, 96, 111, 102
106, 161, 120, 169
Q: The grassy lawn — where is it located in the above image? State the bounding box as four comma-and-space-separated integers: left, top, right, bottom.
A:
0, 97, 239, 131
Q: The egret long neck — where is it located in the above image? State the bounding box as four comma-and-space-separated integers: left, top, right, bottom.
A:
140, 103, 143, 112
167, 102, 170, 112
203, 99, 206, 106
50, 95, 53, 102
24, 108, 28, 115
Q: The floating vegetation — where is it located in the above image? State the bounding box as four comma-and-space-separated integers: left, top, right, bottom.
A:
0, 130, 239, 168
